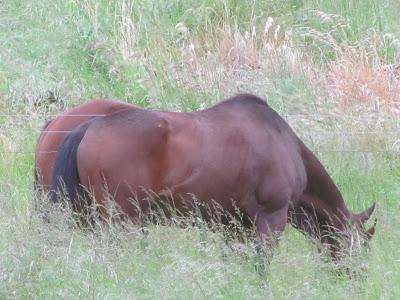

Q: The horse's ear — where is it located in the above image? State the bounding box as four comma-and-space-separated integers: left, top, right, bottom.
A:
354, 202, 376, 223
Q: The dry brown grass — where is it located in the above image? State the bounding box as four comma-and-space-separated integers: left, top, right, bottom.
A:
216, 27, 261, 69
325, 52, 400, 113
296, 10, 400, 114
177, 17, 295, 70
169, 17, 306, 98
80, 1, 400, 116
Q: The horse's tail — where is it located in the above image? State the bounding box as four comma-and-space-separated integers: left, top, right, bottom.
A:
50, 123, 90, 211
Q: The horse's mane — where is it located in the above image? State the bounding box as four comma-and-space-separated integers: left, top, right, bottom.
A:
208, 94, 291, 133
213, 93, 268, 109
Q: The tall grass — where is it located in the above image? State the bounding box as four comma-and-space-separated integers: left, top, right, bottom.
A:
1, 0, 399, 298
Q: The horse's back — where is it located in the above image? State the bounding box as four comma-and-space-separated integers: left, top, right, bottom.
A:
75, 95, 307, 218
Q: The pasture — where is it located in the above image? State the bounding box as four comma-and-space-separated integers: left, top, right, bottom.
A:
0, 0, 399, 298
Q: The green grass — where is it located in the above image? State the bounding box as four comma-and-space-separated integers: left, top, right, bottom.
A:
1, 0, 400, 298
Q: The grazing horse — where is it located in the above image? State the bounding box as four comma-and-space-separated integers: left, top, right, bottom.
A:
51, 94, 376, 259
35, 99, 138, 193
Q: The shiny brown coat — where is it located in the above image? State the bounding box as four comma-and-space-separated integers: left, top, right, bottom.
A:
51, 94, 376, 257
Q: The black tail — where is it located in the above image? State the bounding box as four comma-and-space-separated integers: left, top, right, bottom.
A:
51, 123, 90, 211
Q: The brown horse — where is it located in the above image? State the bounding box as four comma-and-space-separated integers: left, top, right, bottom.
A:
35, 99, 138, 193
50, 94, 376, 259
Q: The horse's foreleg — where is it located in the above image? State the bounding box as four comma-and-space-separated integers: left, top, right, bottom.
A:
254, 205, 288, 248
251, 205, 288, 275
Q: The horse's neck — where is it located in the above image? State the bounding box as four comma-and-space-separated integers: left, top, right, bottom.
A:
299, 142, 352, 228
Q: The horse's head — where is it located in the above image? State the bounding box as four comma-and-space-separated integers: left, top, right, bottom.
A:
289, 196, 377, 261
327, 203, 376, 260
348, 203, 377, 247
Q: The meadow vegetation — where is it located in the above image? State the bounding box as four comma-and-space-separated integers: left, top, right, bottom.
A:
0, 0, 399, 298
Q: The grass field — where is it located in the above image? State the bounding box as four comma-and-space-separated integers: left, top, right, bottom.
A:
1, 0, 399, 298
